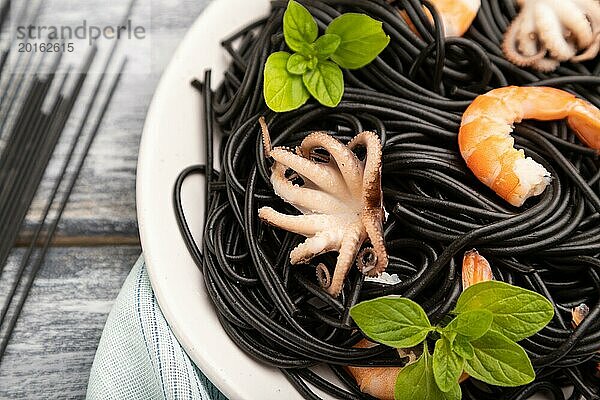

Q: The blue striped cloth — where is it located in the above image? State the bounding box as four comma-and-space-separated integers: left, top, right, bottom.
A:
87, 256, 227, 400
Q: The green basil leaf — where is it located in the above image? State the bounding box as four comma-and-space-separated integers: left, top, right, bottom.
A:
395, 347, 461, 400
325, 13, 390, 69
350, 296, 432, 348
433, 338, 464, 393
442, 329, 457, 345
263, 52, 310, 112
454, 281, 555, 341
452, 335, 474, 360
283, 0, 318, 55
395, 351, 435, 400
440, 382, 461, 400
313, 34, 341, 58
302, 60, 344, 108
464, 331, 535, 387
444, 309, 493, 340
287, 53, 310, 75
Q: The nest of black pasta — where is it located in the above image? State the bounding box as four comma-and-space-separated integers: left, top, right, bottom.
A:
175, 1, 600, 398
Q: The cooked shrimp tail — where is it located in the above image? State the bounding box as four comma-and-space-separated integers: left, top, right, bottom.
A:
398, 0, 480, 37
462, 249, 494, 289
347, 339, 470, 399
346, 339, 399, 400
567, 101, 600, 150
459, 86, 600, 207
430, 0, 480, 37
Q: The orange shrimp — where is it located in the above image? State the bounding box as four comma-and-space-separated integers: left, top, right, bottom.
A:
459, 86, 600, 207
571, 304, 600, 377
346, 339, 400, 400
399, 0, 481, 37
462, 249, 494, 289
347, 340, 469, 399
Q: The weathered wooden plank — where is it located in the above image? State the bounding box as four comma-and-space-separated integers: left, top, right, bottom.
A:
0, 246, 139, 399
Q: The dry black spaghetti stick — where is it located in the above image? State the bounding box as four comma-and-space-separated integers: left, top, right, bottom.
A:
0, 0, 10, 31
0, 76, 42, 170
0, 94, 71, 325
0, 49, 39, 136
0, 79, 55, 234
0, 50, 9, 80
0, 58, 66, 272
0, 57, 48, 173
0, 52, 60, 185
0, 0, 43, 111
0, 58, 127, 361
0, 89, 68, 278
0, 0, 10, 32
0, 15, 131, 324
0, 0, 132, 272
0, 48, 95, 276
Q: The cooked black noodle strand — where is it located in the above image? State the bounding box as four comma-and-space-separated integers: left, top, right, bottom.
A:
173, 1, 600, 398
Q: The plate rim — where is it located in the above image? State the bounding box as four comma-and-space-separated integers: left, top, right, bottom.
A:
135, 0, 302, 399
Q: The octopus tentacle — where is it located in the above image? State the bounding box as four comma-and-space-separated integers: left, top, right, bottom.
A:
258, 207, 337, 236
503, 0, 600, 71
531, 56, 561, 72
572, 0, 600, 25
571, 32, 600, 61
348, 132, 384, 210
502, 12, 546, 67
535, 2, 577, 61
300, 132, 364, 195
348, 131, 382, 171
327, 228, 365, 296
348, 132, 388, 277
555, 0, 594, 47
362, 216, 388, 277
571, 0, 600, 61
270, 163, 347, 214
290, 230, 344, 265
269, 148, 351, 198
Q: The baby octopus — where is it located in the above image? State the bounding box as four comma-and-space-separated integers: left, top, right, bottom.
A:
257, 118, 388, 297
502, 0, 600, 71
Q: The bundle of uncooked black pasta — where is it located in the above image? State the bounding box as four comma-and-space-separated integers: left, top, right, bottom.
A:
175, 0, 600, 399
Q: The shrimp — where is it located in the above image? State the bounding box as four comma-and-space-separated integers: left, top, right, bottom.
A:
571, 304, 600, 378
459, 86, 600, 207
398, 0, 481, 37
346, 339, 401, 400
462, 249, 494, 289
347, 340, 470, 399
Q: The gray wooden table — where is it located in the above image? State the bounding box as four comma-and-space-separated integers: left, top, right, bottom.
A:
0, 0, 209, 397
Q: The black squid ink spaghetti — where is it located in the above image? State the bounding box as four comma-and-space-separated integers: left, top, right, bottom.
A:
173, 0, 600, 399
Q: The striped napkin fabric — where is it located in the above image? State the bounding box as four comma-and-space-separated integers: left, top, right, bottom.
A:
86, 256, 227, 400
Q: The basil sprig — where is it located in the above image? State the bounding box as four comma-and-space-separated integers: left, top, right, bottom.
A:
263, 0, 390, 112
350, 281, 555, 400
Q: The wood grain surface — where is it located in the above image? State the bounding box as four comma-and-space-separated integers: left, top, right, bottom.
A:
0, 247, 139, 399
0, 0, 210, 397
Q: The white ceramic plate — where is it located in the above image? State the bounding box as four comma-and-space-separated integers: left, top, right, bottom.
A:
137, 0, 310, 399
137, 1, 553, 399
